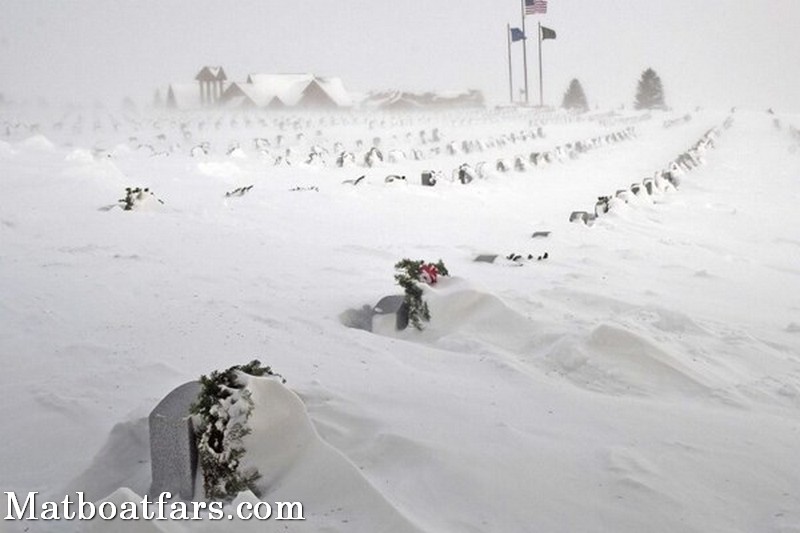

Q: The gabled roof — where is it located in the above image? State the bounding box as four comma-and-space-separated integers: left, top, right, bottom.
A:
315, 76, 353, 107
245, 73, 313, 106
363, 90, 423, 110
363, 89, 484, 110
195, 66, 227, 82
221, 81, 280, 108
244, 73, 353, 108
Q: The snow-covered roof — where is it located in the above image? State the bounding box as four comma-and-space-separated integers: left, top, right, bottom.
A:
195, 66, 227, 82
316, 76, 353, 107
221, 82, 279, 108
244, 73, 353, 108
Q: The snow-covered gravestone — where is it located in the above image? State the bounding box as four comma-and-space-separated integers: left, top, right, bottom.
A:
149, 381, 202, 500
374, 294, 409, 331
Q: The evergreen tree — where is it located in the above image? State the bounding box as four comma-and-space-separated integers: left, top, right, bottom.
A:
153, 89, 163, 109
634, 68, 666, 110
562, 79, 589, 112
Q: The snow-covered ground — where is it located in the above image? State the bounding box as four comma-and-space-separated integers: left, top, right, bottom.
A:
1, 106, 799, 532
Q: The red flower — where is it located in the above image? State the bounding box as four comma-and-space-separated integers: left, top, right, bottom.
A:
419, 263, 439, 285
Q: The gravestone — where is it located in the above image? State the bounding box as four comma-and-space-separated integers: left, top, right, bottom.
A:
149, 381, 202, 501
373, 294, 409, 330
595, 196, 611, 216
496, 159, 511, 172
364, 147, 383, 167
569, 211, 596, 225
340, 294, 411, 332
475, 162, 489, 179
336, 151, 355, 167
569, 211, 588, 223
458, 165, 475, 184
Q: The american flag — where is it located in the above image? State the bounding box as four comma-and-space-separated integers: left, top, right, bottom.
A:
525, 0, 547, 15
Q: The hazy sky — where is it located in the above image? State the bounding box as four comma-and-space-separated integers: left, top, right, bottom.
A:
1, 0, 799, 111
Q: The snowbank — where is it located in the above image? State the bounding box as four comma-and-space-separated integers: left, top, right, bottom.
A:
81, 378, 421, 532
2, 107, 799, 533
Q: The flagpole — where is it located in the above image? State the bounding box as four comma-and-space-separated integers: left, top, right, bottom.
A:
521, 0, 529, 104
507, 24, 513, 104
538, 21, 544, 107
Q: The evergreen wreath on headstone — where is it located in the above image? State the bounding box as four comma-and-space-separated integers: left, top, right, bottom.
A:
119, 187, 164, 210
189, 360, 285, 500
394, 259, 449, 330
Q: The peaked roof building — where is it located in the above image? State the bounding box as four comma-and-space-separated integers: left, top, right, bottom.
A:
194, 66, 227, 82
194, 66, 228, 106
222, 73, 353, 109
158, 68, 356, 110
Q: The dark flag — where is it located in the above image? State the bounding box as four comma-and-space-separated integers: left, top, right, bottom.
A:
510, 27, 526, 42
541, 26, 557, 40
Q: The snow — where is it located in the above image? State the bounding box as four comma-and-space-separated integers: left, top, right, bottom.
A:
1, 106, 799, 533
244, 73, 353, 108
165, 83, 203, 109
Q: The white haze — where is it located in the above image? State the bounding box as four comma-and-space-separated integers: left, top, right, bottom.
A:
1, 0, 799, 111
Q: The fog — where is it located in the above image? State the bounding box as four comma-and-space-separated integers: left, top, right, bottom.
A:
1, 0, 799, 110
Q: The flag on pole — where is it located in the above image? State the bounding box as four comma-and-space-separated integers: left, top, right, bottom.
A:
525, 0, 547, 15
540, 25, 557, 40
510, 27, 526, 42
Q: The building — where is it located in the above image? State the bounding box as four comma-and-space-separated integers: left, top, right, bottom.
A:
194, 66, 227, 106
158, 68, 355, 110
221, 73, 353, 109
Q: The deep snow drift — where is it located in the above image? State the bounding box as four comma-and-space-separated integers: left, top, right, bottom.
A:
1, 106, 799, 533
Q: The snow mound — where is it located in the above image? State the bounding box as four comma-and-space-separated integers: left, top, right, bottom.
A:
20, 134, 56, 151
65, 148, 96, 164
87, 378, 422, 532
83, 488, 164, 533
372, 279, 722, 399
197, 161, 243, 181
373, 277, 542, 353
0, 140, 17, 158
64, 417, 151, 502
544, 324, 714, 397
239, 377, 422, 532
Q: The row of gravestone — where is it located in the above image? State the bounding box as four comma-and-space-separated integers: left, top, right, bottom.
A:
61, 106, 635, 161
4, 109, 643, 169
364, 126, 637, 187
172, 127, 532, 164
177, 124, 552, 168
597, 113, 653, 128
779, 121, 800, 149
569, 118, 731, 226
214, 107, 647, 159
356, 126, 634, 176
340, 126, 640, 188
790, 125, 800, 154
1, 104, 637, 147
0, 109, 439, 146
663, 114, 693, 129
493, 127, 636, 174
